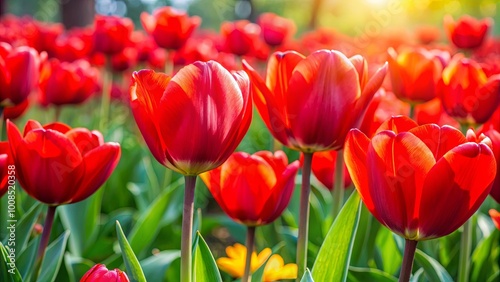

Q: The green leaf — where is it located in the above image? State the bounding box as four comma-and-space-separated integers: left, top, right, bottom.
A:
128, 184, 176, 256
347, 267, 397, 282
470, 230, 499, 281
414, 249, 453, 282
311, 191, 362, 282
0, 243, 22, 282
15, 202, 42, 254
375, 228, 402, 275
16, 236, 38, 279
301, 268, 315, 282
193, 231, 222, 282
59, 190, 103, 257
38, 230, 70, 282
116, 221, 147, 282
141, 250, 181, 282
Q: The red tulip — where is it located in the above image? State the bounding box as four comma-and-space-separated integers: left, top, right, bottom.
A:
244, 50, 387, 152
483, 129, 500, 203
53, 27, 94, 62
444, 15, 492, 49
388, 47, 444, 103
201, 151, 299, 226
0, 141, 13, 198
344, 116, 496, 240
81, 264, 129, 282
39, 59, 100, 106
129, 61, 252, 175
257, 13, 296, 47
110, 47, 138, 72
3, 99, 30, 120
0, 42, 40, 105
7, 120, 121, 206
490, 209, 500, 230
141, 6, 201, 50
221, 20, 261, 56
438, 54, 500, 124
93, 15, 134, 55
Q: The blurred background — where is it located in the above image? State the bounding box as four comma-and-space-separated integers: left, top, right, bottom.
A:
3, 0, 499, 35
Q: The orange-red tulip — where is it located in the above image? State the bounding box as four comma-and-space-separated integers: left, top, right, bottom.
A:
201, 151, 299, 226
39, 59, 99, 106
244, 50, 387, 152
490, 209, 500, 230
308, 150, 352, 190
483, 128, 500, 203
130, 61, 252, 175
80, 264, 129, 282
141, 6, 201, 50
438, 54, 500, 124
344, 116, 496, 240
388, 47, 444, 103
7, 120, 121, 206
93, 15, 134, 55
257, 13, 296, 47
0, 42, 40, 105
221, 20, 261, 56
444, 15, 492, 49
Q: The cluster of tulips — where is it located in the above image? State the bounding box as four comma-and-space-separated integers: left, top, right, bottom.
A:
0, 4, 499, 282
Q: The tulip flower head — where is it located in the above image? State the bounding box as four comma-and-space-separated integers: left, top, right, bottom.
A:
201, 150, 299, 226
345, 116, 496, 240
244, 49, 387, 152
141, 6, 201, 50
258, 13, 296, 47
80, 264, 129, 282
444, 15, 492, 50
7, 120, 121, 206
387, 47, 444, 103
93, 15, 134, 55
490, 209, 500, 230
438, 54, 500, 125
483, 128, 500, 203
221, 20, 261, 56
130, 61, 252, 175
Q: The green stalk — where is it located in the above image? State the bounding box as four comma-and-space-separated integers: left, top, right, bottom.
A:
181, 175, 197, 282
242, 226, 256, 282
30, 205, 57, 282
296, 152, 313, 281
399, 239, 418, 282
331, 150, 345, 218
458, 220, 472, 282
408, 103, 415, 120
99, 60, 112, 132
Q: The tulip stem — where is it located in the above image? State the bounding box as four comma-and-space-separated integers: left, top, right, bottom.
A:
409, 104, 415, 120
31, 205, 57, 282
99, 60, 112, 132
181, 175, 197, 282
54, 107, 62, 121
165, 50, 175, 75
458, 219, 472, 282
399, 239, 417, 282
242, 226, 256, 282
296, 152, 313, 281
331, 149, 345, 219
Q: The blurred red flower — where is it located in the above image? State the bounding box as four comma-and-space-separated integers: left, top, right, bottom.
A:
80, 264, 129, 282
201, 151, 299, 226
221, 20, 261, 56
0, 141, 13, 198
388, 47, 444, 103
129, 61, 252, 175
39, 59, 100, 106
482, 128, 500, 203
444, 15, 492, 49
438, 54, 500, 124
7, 120, 121, 206
93, 15, 134, 55
141, 6, 201, 50
244, 50, 387, 152
258, 13, 296, 47
306, 150, 352, 190
344, 116, 496, 240
0, 42, 40, 106
490, 209, 500, 230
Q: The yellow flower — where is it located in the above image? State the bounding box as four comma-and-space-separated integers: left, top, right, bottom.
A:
263, 254, 298, 281
216, 243, 272, 278
216, 243, 297, 281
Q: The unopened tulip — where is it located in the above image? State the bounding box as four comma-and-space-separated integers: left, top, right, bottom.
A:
81, 264, 129, 282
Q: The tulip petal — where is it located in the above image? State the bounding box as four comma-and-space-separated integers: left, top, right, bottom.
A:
14, 129, 84, 205
367, 131, 435, 239
65, 128, 102, 155
344, 129, 374, 211
71, 143, 121, 203
420, 142, 496, 238
376, 115, 418, 134
158, 61, 246, 175
287, 50, 360, 150
409, 124, 466, 161
472, 75, 500, 124
130, 69, 170, 166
